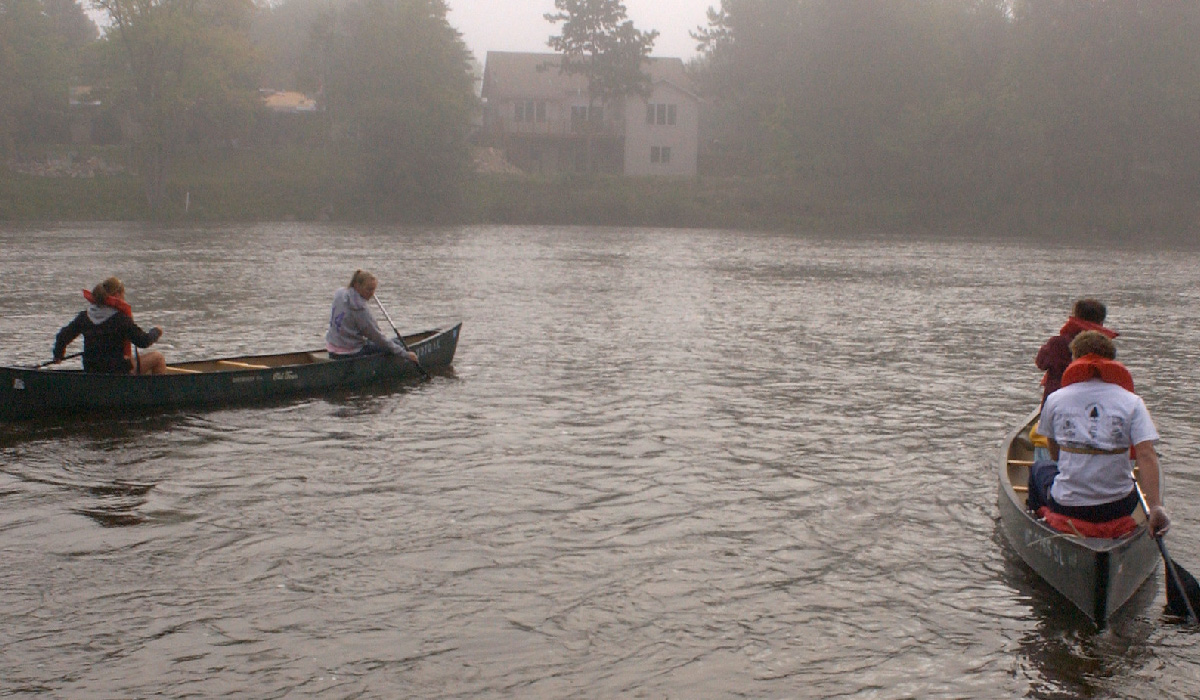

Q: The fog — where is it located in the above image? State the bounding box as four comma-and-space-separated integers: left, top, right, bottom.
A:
5, 0, 1200, 235
446, 0, 712, 59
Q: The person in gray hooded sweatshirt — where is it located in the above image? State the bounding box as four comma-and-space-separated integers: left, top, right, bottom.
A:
325, 270, 418, 362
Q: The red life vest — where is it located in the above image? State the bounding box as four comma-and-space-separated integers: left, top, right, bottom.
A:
82, 289, 134, 360
1036, 507, 1138, 538
1060, 354, 1135, 393
1059, 317, 1118, 340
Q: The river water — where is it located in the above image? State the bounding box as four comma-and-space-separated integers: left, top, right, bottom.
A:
1, 223, 1199, 699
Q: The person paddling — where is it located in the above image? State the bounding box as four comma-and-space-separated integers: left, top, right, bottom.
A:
1027, 330, 1169, 536
1035, 298, 1117, 406
52, 277, 167, 375
325, 270, 418, 362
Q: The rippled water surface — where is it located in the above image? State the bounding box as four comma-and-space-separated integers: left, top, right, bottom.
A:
3, 223, 1200, 698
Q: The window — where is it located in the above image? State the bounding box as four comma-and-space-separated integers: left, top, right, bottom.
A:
571, 105, 602, 130
651, 146, 672, 165
515, 100, 546, 123
646, 103, 678, 126
661, 146, 671, 163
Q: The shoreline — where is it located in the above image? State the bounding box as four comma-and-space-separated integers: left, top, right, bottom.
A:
4, 152, 1198, 237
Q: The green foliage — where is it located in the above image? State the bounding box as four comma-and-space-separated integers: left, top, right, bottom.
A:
0, 0, 89, 153
252, 0, 332, 90
546, 0, 659, 104
93, 0, 260, 213
5, 0, 1200, 234
315, 0, 477, 220
692, 0, 1200, 225
42, 0, 97, 49
545, 0, 657, 173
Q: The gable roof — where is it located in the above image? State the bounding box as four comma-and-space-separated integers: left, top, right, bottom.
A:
482, 51, 693, 102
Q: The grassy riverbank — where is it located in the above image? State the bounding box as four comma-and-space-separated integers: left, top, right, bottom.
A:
3, 147, 1198, 236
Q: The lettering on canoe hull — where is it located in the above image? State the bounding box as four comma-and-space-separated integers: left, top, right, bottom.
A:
1024, 528, 1082, 568
231, 375, 262, 384
272, 370, 299, 382
13, 378, 24, 390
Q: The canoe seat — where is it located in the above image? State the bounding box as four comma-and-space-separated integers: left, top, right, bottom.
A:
217, 360, 270, 370
164, 365, 202, 374
1008, 459, 1034, 467
1011, 484, 1028, 493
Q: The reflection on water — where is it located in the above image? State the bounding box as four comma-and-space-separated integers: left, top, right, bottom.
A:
2, 224, 1200, 698
72, 481, 153, 527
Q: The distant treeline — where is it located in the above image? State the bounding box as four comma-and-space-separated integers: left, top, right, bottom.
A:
3, 0, 1200, 233
690, 1, 1200, 232
1, 0, 474, 220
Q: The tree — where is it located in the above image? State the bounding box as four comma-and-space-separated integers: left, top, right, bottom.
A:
0, 0, 94, 153
691, 1, 1015, 194
43, 0, 97, 50
545, 0, 658, 173
314, 0, 477, 219
252, 0, 332, 91
92, 0, 259, 214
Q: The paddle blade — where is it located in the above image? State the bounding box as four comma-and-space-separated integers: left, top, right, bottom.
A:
1165, 559, 1200, 621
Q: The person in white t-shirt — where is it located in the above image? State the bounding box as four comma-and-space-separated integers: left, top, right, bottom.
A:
1028, 331, 1170, 535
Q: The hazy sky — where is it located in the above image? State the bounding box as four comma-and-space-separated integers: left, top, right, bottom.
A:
446, 0, 716, 62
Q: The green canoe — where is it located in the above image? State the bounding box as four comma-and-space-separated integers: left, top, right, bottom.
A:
0, 323, 460, 421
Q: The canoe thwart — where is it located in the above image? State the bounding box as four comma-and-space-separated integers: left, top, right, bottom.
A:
217, 360, 270, 370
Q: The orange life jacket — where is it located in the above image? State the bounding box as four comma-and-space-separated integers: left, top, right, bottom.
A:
1037, 507, 1138, 538
1060, 354, 1135, 393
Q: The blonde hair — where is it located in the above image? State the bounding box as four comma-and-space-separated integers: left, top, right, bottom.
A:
348, 269, 376, 289
1070, 330, 1116, 360
92, 276, 124, 304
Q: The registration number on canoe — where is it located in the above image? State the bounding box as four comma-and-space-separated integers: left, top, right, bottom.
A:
231, 370, 297, 384
1024, 530, 1082, 568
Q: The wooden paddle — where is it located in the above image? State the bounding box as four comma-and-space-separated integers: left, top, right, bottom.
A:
31, 351, 82, 368
1136, 482, 1200, 624
372, 294, 430, 380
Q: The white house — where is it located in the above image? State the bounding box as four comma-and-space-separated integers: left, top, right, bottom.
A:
480, 51, 699, 177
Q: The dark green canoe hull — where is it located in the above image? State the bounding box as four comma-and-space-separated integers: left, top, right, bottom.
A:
998, 410, 1160, 627
0, 323, 460, 422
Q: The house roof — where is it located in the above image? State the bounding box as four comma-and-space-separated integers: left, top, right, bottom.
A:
482, 51, 693, 102
262, 90, 318, 112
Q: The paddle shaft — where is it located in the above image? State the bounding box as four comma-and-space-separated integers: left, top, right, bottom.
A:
1136, 481, 1199, 624
34, 351, 82, 368
372, 295, 429, 379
